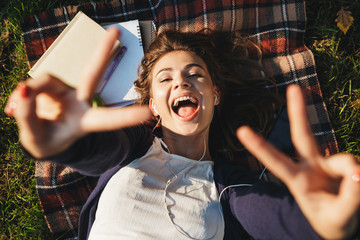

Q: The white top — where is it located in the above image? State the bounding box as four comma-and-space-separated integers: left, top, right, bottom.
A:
89, 137, 224, 239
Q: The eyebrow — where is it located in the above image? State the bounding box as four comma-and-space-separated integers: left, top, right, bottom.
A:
155, 64, 206, 78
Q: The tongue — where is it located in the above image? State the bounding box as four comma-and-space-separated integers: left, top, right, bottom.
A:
178, 105, 197, 117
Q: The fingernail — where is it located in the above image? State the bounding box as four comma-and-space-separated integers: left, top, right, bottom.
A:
5, 101, 17, 116
19, 83, 28, 98
4, 106, 11, 115
352, 169, 360, 183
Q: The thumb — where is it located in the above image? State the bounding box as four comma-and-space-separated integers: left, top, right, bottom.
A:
324, 154, 360, 210
80, 105, 153, 132
324, 154, 360, 236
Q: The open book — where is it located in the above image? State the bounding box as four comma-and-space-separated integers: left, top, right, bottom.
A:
28, 11, 156, 106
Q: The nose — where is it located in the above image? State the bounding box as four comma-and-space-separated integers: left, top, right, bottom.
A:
173, 73, 191, 90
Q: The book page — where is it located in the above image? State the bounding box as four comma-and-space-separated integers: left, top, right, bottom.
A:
99, 20, 144, 106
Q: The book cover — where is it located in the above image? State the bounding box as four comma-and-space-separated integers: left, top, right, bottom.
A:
28, 11, 125, 91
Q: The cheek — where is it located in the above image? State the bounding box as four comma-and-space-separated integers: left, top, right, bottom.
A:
156, 87, 168, 98
200, 82, 216, 102
152, 85, 170, 109
201, 88, 217, 115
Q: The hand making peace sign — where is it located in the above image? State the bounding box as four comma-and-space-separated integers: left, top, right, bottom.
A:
4, 27, 152, 159
237, 84, 360, 239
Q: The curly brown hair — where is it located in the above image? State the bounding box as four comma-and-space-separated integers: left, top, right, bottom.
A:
134, 29, 283, 161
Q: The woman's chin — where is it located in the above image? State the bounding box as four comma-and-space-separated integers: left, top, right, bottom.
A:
164, 122, 208, 138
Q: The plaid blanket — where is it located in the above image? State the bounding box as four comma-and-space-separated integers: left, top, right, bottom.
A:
21, 0, 338, 238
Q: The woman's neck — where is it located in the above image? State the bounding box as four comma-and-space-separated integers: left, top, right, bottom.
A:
161, 129, 212, 161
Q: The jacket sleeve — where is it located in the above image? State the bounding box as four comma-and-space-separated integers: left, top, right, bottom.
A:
215, 162, 321, 240
41, 125, 153, 176
227, 180, 322, 240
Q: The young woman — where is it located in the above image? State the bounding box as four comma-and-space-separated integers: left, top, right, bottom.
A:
5, 27, 360, 240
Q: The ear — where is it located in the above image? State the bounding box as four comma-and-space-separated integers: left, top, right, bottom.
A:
214, 87, 221, 106
149, 98, 159, 116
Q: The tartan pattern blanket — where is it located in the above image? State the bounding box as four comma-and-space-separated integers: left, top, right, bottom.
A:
21, 0, 338, 238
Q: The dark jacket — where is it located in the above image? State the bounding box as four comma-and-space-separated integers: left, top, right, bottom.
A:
48, 125, 320, 240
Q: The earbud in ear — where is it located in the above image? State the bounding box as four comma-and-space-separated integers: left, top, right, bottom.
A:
154, 105, 159, 115
214, 95, 218, 105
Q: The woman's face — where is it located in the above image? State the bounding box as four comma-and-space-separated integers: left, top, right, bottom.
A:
150, 50, 219, 136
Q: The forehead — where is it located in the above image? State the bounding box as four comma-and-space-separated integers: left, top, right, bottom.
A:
151, 51, 208, 77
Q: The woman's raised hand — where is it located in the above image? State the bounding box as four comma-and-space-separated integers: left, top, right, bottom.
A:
4, 27, 152, 159
237, 84, 360, 239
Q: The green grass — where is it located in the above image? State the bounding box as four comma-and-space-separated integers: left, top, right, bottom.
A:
0, 0, 359, 238
0, 1, 104, 238
305, 0, 360, 155
1, 5, 52, 239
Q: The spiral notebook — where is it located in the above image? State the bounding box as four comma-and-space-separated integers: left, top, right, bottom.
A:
100, 20, 157, 106
99, 20, 145, 106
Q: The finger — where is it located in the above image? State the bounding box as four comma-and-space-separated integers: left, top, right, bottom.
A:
287, 84, 322, 161
11, 83, 44, 145
25, 74, 75, 120
323, 153, 359, 178
237, 126, 298, 182
325, 154, 360, 222
26, 73, 72, 97
9, 75, 73, 142
4, 86, 19, 116
77, 27, 120, 101
80, 105, 152, 132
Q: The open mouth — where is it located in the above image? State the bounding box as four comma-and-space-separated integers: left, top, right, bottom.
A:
172, 95, 199, 119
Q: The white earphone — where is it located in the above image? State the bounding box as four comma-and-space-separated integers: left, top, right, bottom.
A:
214, 94, 218, 105
154, 105, 159, 115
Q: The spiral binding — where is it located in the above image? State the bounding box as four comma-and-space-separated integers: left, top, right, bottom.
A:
136, 25, 143, 47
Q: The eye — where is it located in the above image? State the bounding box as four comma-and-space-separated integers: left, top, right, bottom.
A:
187, 73, 202, 78
157, 74, 172, 83
160, 78, 171, 83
